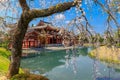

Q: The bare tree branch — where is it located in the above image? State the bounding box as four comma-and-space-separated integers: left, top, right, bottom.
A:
95, 0, 119, 28
29, 2, 76, 19
0, 1, 6, 7
19, 0, 30, 11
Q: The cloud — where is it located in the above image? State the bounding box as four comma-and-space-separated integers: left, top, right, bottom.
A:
55, 14, 65, 20
65, 21, 70, 24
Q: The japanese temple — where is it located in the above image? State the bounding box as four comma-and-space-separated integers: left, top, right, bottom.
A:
22, 20, 62, 48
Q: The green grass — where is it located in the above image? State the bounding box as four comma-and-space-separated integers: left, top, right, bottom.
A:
0, 47, 11, 75
0, 47, 24, 76
0, 48, 11, 58
0, 56, 10, 74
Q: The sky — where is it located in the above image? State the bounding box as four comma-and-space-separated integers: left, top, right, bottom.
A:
28, 0, 108, 34
28, 0, 117, 34
0, 0, 119, 34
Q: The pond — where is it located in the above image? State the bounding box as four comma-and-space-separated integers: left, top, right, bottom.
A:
21, 47, 120, 80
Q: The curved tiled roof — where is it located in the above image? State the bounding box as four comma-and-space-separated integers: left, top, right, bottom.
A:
29, 20, 59, 31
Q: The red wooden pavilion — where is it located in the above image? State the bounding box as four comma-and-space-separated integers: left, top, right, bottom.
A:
22, 20, 62, 48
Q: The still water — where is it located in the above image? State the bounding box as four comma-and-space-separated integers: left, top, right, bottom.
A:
21, 47, 120, 80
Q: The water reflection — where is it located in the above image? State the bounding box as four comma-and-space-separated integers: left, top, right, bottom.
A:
77, 47, 88, 56
21, 50, 66, 74
21, 47, 120, 80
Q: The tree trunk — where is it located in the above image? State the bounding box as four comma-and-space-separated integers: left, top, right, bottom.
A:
7, 14, 30, 78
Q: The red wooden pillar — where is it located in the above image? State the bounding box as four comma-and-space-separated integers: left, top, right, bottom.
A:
36, 40, 38, 47
24, 40, 26, 48
25, 40, 28, 48
25, 41, 27, 48
23, 41, 25, 48
30, 41, 32, 47
28, 40, 30, 48
33, 40, 35, 47
34, 40, 36, 47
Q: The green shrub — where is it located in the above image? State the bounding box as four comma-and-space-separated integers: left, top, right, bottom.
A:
0, 41, 9, 49
115, 43, 120, 47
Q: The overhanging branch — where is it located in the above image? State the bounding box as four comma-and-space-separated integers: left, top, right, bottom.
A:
29, 1, 76, 19
19, 0, 30, 11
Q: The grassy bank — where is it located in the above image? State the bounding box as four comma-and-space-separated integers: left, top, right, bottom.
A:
0, 47, 48, 80
0, 48, 24, 74
0, 48, 11, 75
89, 46, 120, 64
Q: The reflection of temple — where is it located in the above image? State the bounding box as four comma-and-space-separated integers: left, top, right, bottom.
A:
22, 21, 62, 48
